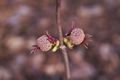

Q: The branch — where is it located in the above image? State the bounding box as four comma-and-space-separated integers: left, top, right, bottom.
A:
56, 0, 63, 44
56, 0, 71, 79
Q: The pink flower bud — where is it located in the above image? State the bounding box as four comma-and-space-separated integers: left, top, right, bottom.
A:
37, 35, 53, 51
70, 28, 85, 45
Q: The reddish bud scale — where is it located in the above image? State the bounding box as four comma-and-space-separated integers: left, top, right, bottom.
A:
46, 32, 56, 44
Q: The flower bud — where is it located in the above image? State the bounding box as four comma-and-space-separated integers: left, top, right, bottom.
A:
70, 28, 85, 45
37, 35, 53, 51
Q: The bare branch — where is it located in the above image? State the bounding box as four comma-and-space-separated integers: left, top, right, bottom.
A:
56, 0, 71, 79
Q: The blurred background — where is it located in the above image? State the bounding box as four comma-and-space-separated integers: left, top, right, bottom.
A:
0, 0, 120, 80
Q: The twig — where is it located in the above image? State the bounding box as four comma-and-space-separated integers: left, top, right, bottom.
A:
56, 0, 71, 79
60, 45, 71, 80
56, 0, 63, 44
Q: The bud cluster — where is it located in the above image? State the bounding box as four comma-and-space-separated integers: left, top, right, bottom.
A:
31, 27, 91, 53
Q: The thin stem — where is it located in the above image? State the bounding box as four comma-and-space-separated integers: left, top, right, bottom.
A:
61, 47, 71, 79
56, 0, 63, 44
56, 0, 71, 79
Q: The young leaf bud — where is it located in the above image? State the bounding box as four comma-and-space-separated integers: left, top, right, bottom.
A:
52, 40, 60, 52
63, 38, 74, 49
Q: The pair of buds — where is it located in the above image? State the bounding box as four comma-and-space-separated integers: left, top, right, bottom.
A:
31, 27, 92, 53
